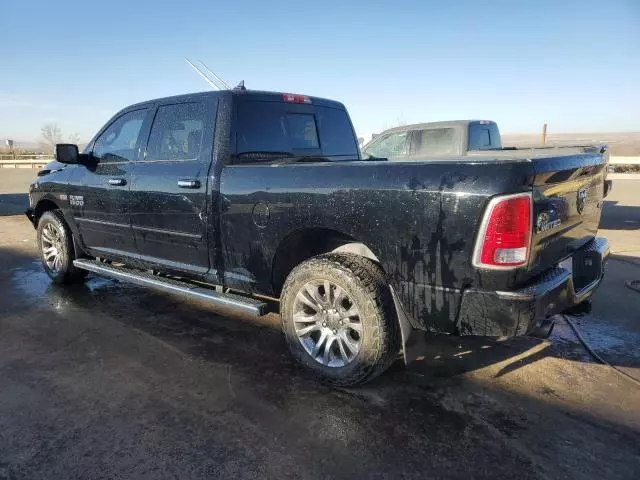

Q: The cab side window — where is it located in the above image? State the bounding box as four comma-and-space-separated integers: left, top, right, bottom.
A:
411, 128, 456, 156
146, 103, 206, 161
93, 109, 148, 162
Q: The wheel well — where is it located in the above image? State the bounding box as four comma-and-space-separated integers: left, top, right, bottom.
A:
271, 228, 380, 295
34, 199, 60, 224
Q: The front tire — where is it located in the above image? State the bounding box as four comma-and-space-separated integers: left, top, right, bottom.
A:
37, 210, 87, 284
280, 254, 400, 386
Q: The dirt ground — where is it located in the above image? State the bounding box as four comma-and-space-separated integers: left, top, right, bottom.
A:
0, 172, 639, 479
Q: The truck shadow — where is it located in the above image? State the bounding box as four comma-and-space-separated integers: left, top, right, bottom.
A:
36, 272, 634, 383
3, 245, 640, 479
401, 331, 552, 380
600, 200, 640, 231
0, 193, 28, 216
3, 242, 637, 383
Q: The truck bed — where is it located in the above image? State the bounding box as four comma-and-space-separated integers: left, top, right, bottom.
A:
397, 145, 607, 161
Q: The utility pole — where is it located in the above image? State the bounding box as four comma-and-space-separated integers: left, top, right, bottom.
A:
5, 139, 15, 159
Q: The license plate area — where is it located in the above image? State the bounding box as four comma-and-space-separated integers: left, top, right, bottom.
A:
572, 249, 603, 292
559, 257, 573, 272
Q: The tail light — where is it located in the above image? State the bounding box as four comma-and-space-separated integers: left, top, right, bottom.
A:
473, 192, 532, 269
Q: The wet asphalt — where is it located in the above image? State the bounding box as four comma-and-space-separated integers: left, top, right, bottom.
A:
1, 174, 640, 479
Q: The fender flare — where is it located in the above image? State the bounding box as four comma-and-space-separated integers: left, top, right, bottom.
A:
34, 196, 87, 257
331, 242, 417, 365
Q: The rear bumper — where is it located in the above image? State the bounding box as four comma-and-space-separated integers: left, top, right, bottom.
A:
457, 236, 609, 336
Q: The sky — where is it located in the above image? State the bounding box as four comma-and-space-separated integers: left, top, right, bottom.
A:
1, 0, 639, 146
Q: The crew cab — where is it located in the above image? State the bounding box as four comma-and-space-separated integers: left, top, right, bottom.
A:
27, 90, 610, 385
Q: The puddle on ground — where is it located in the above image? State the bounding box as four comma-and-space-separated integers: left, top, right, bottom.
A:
10, 260, 51, 298
9, 261, 133, 316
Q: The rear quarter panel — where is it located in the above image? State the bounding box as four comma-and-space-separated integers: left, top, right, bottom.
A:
219, 159, 533, 333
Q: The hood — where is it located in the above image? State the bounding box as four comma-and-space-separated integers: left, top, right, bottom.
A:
37, 160, 66, 177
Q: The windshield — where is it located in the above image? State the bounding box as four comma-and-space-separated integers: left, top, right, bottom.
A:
362, 131, 409, 159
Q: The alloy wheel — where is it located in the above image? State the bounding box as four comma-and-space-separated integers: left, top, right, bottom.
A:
293, 280, 363, 367
41, 223, 64, 272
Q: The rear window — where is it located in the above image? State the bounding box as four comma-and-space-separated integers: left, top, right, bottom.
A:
286, 114, 319, 149
468, 122, 501, 151
235, 101, 358, 161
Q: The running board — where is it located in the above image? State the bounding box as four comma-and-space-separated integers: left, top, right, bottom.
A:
73, 259, 268, 316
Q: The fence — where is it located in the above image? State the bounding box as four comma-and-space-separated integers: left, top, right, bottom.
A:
1, 155, 640, 169
0, 154, 53, 169
610, 156, 640, 165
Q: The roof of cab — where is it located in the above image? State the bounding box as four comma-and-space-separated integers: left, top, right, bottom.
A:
378, 120, 497, 135
124, 89, 346, 111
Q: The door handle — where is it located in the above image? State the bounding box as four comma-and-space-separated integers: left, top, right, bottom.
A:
177, 179, 201, 189
108, 178, 126, 186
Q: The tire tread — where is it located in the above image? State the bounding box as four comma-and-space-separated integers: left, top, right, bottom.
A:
37, 210, 87, 284
280, 253, 400, 386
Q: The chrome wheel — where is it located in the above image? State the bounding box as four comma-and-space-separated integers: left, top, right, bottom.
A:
293, 280, 363, 367
41, 223, 64, 272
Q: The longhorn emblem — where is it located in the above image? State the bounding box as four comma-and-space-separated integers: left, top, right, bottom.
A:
577, 188, 588, 215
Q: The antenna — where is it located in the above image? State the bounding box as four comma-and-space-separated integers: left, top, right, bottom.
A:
184, 58, 222, 90
198, 61, 231, 90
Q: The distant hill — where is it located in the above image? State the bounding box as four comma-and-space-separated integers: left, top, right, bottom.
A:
1, 138, 87, 155
501, 132, 640, 156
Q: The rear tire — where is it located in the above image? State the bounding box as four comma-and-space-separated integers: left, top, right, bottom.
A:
280, 253, 400, 386
37, 210, 87, 284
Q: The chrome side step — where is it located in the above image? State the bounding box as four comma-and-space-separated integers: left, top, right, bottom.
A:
73, 259, 268, 316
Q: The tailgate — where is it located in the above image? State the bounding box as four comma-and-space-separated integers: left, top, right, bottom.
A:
528, 150, 607, 275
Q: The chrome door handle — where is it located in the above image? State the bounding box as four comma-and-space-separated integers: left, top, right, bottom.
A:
177, 179, 201, 189
108, 178, 126, 186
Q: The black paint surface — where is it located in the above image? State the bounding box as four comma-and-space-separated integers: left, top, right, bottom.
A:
27, 90, 608, 335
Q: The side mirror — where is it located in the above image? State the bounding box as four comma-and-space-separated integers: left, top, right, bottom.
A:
55, 144, 79, 164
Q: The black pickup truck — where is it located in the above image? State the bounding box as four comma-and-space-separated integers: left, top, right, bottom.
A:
27, 89, 610, 385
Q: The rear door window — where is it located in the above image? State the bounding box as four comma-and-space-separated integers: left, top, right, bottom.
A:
234, 101, 358, 162
146, 103, 206, 161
